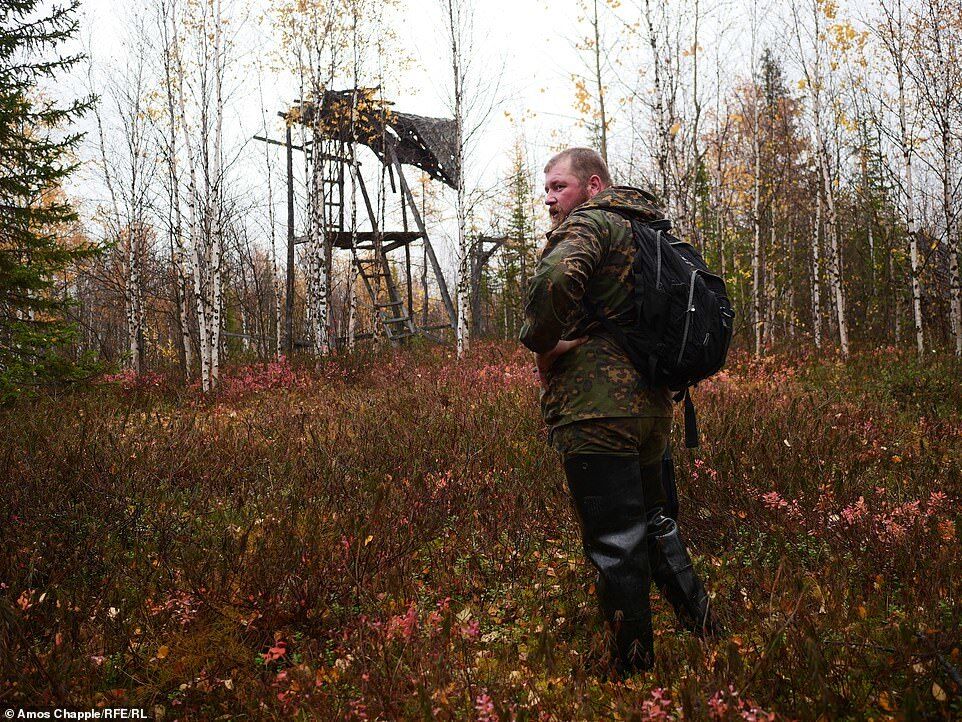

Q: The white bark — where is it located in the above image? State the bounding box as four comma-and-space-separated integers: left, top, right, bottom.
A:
751, 2, 762, 357
159, 0, 194, 378
446, 0, 470, 357
91, 51, 145, 375
170, 0, 226, 392
347, 152, 359, 351
945, 140, 962, 355
878, 0, 924, 356
820, 145, 848, 356
209, 0, 224, 386
794, 0, 847, 356
812, 191, 822, 349
307, 131, 330, 356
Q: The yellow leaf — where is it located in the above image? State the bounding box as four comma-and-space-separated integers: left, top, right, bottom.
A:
857, 605, 867, 619
669, 121, 682, 136
878, 691, 893, 711
157, 645, 169, 660
932, 683, 947, 702
364, 535, 373, 546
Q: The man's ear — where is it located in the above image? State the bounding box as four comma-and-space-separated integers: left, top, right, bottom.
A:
586, 174, 604, 197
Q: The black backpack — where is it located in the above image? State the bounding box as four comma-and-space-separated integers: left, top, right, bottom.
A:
579, 211, 735, 448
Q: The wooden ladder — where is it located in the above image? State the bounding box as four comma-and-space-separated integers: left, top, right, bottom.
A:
337, 146, 416, 344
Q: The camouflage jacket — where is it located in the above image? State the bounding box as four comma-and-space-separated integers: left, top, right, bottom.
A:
519, 186, 673, 430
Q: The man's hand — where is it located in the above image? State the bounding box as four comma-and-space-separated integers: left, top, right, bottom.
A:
535, 337, 589, 388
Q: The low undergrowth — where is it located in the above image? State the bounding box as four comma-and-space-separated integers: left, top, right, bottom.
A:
1, 343, 960, 719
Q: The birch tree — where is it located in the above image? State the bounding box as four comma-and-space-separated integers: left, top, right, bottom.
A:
572, 0, 613, 163
793, 0, 849, 356
273, 1, 346, 358
750, 1, 763, 356
90, 25, 153, 375
157, 0, 195, 378
908, 0, 962, 356
256, 63, 283, 361
442, 0, 471, 357
874, 0, 924, 356
167, 0, 230, 391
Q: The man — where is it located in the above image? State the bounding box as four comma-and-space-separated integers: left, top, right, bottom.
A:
519, 147, 718, 676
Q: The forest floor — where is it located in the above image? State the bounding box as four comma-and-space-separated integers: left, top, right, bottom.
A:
1, 342, 961, 720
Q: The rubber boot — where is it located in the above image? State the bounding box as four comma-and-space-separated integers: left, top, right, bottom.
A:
647, 509, 722, 638
563, 454, 654, 675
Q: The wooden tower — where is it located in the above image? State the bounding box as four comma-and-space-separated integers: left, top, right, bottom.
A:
291, 89, 459, 346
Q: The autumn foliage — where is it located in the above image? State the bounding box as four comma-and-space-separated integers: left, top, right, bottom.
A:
1, 342, 960, 718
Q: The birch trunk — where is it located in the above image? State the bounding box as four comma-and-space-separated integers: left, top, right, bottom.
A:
765, 213, 776, 346
307, 130, 330, 356
446, 0, 469, 357
820, 148, 848, 356
751, 21, 762, 356
208, 0, 224, 387
883, 0, 924, 356
812, 192, 822, 349
126, 228, 143, 374
590, 0, 608, 164
160, 0, 194, 379
943, 130, 962, 355
643, 0, 670, 204
346, 139, 361, 350
809, 0, 847, 355
347, 162, 358, 351
171, 0, 218, 391
793, 0, 845, 354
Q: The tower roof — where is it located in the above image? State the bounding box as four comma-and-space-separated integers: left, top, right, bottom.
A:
290, 88, 459, 190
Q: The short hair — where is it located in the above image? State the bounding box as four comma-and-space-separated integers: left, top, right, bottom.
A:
544, 147, 612, 187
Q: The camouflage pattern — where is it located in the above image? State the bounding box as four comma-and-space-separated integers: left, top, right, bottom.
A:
519, 186, 673, 433
550, 417, 672, 467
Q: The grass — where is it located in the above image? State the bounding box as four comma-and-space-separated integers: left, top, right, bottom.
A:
1, 342, 960, 720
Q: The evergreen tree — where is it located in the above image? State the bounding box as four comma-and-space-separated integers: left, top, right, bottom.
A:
0, 0, 97, 399
497, 139, 536, 338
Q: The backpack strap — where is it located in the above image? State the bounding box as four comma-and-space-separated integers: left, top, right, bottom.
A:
670, 387, 700, 448
682, 388, 699, 449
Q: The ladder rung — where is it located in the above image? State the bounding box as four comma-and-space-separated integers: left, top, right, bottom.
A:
375, 300, 404, 308
360, 271, 386, 280
383, 315, 410, 325
388, 332, 414, 340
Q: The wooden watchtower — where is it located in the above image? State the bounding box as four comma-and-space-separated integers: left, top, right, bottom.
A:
289, 88, 459, 346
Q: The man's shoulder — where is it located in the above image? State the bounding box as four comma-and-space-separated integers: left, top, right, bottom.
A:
556, 206, 630, 240
568, 207, 634, 248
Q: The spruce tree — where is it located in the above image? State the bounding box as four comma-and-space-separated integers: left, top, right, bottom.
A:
500, 141, 535, 338
0, 0, 97, 399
